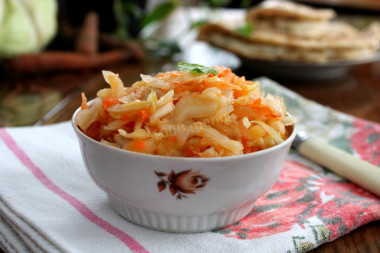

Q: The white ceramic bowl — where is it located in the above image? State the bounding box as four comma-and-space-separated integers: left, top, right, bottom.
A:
72, 107, 296, 233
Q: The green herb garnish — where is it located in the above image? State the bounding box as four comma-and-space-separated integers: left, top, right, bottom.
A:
236, 23, 254, 37
209, 0, 233, 7
142, 1, 178, 28
190, 19, 209, 30
177, 62, 217, 75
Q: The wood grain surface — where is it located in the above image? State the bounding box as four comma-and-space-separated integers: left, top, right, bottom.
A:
0, 60, 379, 252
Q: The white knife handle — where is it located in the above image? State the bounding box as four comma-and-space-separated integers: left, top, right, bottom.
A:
299, 137, 380, 196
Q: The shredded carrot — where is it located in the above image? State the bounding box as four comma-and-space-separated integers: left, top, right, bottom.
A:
203, 78, 231, 90
167, 136, 178, 143
241, 137, 257, 153
157, 71, 181, 78
76, 65, 294, 157
233, 88, 248, 98
173, 85, 187, 94
217, 67, 232, 79
102, 97, 118, 111
120, 114, 129, 121
84, 121, 101, 140
130, 139, 146, 152
252, 98, 262, 106
81, 92, 88, 110
252, 106, 274, 118
243, 143, 251, 154
248, 98, 276, 118
230, 74, 236, 84
141, 110, 149, 123
184, 147, 197, 157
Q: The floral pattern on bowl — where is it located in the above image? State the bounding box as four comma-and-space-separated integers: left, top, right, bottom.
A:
155, 169, 209, 200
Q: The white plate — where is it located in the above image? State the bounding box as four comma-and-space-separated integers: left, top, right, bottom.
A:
239, 52, 380, 80
183, 42, 380, 80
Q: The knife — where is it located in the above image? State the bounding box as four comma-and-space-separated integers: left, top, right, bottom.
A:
292, 132, 380, 197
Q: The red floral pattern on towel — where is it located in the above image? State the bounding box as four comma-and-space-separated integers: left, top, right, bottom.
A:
350, 118, 380, 166
215, 117, 380, 252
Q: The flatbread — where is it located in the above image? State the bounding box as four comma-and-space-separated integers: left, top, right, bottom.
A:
197, 22, 379, 62
362, 22, 380, 41
198, 0, 379, 63
246, 0, 336, 21
246, 0, 338, 38
252, 19, 329, 38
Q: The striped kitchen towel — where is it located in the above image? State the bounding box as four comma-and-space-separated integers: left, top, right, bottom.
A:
0, 78, 379, 253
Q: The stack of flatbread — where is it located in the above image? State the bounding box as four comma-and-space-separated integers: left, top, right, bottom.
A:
197, 0, 380, 62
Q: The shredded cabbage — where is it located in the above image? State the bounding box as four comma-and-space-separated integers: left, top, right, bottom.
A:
157, 90, 174, 108
75, 67, 294, 157
150, 101, 175, 123
140, 74, 171, 89
75, 98, 102, 130
118, 129, 151, 139
102, 71, 125, 97
107, 101, 152, 114
250, 120, 284, 144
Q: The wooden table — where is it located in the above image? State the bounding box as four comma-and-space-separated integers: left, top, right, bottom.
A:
0, 60, 379, 252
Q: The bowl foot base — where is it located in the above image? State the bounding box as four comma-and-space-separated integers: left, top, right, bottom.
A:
108, 195, 256, 233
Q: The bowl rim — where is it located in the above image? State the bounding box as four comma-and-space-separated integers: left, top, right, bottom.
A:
71, 101, 296, 162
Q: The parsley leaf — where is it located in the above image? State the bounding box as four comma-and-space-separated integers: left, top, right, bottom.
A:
190, 19, 209, 30
142, 1, 177, 28
177, 62, 217, 75
236, 23, 254, 36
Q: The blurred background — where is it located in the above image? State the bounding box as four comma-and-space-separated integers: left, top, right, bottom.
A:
1, 1, 379, 250
0, 0, 379, 127
35, 0, 380, 60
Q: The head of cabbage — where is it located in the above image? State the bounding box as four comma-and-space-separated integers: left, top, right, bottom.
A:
0, 0, 58, 59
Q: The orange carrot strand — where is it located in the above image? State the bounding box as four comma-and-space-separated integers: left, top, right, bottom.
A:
81, 92, 88, 110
